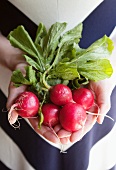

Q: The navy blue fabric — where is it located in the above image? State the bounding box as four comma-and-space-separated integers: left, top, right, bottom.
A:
0, 0, 116, 170
80, 0, 116, 48
0, 0, 37, 39
0, 161, 11, 170
109, 165, 116, 170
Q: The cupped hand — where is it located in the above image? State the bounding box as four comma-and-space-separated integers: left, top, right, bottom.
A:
6, 63, 61, 144
57, 79, 115, 144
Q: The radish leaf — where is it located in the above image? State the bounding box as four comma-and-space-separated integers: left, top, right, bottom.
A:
11, 69, 31, 87
35, 22, 47, 44
77, 59, 113, 81
50, 60, 79, 80
8, 25, 45, 72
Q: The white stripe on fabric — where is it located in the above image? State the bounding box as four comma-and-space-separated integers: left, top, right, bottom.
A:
87, 123, 116, 170
8, 0, 104, 30
0, 127, 35, 170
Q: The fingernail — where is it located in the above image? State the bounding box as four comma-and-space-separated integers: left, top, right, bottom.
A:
99, 118, 104, 124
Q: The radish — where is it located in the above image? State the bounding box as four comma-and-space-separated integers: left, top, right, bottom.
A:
8, 91, 40, 123
42, 103, 60, 127
50, 84, 73, 106
72, 88, 94, 110
59, 102, 87, 132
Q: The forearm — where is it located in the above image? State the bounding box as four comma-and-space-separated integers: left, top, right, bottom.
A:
0, 33, 26, 71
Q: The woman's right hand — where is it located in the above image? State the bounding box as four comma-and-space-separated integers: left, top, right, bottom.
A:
6, 63, 62, 144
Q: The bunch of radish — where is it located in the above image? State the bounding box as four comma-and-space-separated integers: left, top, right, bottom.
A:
48, 84, 94, 132
8, 84, 95, 133
7, 22, 114, 133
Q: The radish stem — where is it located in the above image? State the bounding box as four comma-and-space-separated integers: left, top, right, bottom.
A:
42, 47, 61, 90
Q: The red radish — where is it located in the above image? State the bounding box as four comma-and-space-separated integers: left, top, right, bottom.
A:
59, 102, 87, 132
8, 91, 40, 123
72, 88, 94, 110
50, 84, 73, 106
42, 103, 60, 127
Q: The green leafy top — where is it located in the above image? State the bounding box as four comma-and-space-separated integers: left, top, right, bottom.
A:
8, 22, 114, 96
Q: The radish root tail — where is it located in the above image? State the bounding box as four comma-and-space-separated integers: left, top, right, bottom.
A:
48, 124, 67, 153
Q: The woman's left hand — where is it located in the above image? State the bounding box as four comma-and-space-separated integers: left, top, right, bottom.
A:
57, 79, 115, 144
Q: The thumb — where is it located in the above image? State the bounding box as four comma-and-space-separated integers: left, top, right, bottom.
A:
6, 63, 27, 109
97, 98, 111, 124
6, 81, 27, 109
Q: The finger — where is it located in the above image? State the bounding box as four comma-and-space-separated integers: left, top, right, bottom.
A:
83, 114, 97, 134
60, 137, 70, 145
28, 117, 49, 135
57, 129, 72, 138
70, 128, 84, 143
89, 81, 112, 124
6, 63, 28, 109
6, 81, 27, 109
53, 124, 62, 133
97, 99, 111, 124
70, 115, 96, 143
29, 118, 60, 144
44, 130, 60, 144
